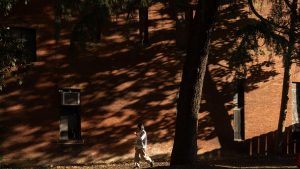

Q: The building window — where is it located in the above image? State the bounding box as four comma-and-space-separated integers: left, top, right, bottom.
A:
6, 27, 37, 62
234, 78, 245, 141
292, 82, 300, 137
59, 88, 82, 141
0, 27, 36, 89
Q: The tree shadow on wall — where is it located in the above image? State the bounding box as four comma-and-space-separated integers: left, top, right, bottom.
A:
0, 0, 284, 166
0, 1, 182, 166
197, 1, 280, 156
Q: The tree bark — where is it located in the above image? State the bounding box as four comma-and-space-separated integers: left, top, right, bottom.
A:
275, 0, 298, 153
170, 0, 219, 165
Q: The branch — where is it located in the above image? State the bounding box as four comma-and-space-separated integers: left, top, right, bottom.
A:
283, 0, 292, 9
248, 0, 270, 23
241, 21, 289, 48
268, 30, 289, 46
248, 0, 288, 29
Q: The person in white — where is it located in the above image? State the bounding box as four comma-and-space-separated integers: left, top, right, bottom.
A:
134, 123, 154, 168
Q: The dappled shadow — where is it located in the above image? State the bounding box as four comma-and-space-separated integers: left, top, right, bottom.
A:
0, 1, 181, 165
196, 0, 282, 156
0, 0, 288, 166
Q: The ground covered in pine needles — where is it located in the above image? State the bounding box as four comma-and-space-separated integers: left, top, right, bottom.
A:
1, 156, 299, 169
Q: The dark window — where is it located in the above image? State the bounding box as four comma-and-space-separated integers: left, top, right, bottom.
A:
6, 27, 36, 62
235, 78, 245, 108
297, 84, 300, 120
234, 78, 245, 141
59, 89, 81, 141
62, 92, 80, 106
292, 83, 300, 134
60, 106, 81, 140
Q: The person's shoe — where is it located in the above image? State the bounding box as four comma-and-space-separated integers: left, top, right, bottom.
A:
150, 161, 154, 167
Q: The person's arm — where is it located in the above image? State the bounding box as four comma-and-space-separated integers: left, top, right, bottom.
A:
140, 130, 146, 140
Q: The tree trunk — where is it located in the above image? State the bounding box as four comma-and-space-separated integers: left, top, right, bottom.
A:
143, 6, 149, 44
170, 0, 219, 166
275, 0, 298, 153
139, 6, 149, 45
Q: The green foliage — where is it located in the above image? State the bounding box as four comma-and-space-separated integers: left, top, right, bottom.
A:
57, 0, 151, 19
0, 1, 33, 90
0, 27, 30, 90
0, 0, 30, 15
0, 0, 18, 15
55, 0, 132, 41
55, 0, 152, 57
55, 0, 111, 32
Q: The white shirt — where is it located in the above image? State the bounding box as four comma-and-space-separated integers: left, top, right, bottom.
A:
135, 129, 147, 149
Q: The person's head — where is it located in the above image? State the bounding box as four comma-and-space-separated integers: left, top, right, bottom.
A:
138, 123, 144, 130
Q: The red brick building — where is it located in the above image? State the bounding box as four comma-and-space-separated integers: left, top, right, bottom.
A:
0, 0, 299, 166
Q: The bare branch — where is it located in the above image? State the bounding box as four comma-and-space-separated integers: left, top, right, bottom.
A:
248, 0, 289, 29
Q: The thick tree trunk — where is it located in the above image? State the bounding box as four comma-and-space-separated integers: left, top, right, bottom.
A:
275, 0, 297, 154
170, 0, 219, 166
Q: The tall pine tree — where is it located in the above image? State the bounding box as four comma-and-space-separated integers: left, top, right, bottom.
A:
171, 0, 219, 165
